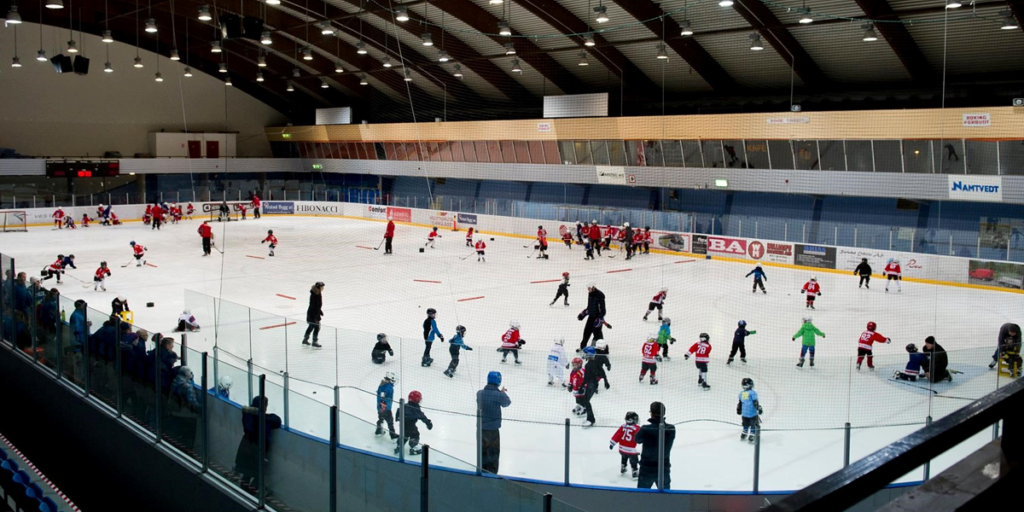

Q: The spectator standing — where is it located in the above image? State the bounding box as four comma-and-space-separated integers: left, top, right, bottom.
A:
384, 219, 395, 255
198, 221, 214, 256
234, 396, 283, 493
578, 283, 607, 351
477, 371, 511, 474
636, 401, 676, 490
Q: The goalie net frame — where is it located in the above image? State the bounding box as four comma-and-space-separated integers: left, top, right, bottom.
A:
0, 210, 28, 232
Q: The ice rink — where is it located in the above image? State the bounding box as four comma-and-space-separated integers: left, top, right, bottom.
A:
3, 213, 1018, 491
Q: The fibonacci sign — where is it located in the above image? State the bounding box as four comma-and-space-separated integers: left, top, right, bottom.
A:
948, 176, 1002, 202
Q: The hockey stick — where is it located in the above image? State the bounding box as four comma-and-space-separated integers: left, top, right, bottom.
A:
460, 251, 477, 260
527, 248, 538, 259
374, 237, 386, 250
120, 260, 134, 268
211, 241, 224, 255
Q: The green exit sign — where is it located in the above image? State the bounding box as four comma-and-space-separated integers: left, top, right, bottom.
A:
715, 179, 728, 188
312, 164, 323, 170
282, 133, 292, 139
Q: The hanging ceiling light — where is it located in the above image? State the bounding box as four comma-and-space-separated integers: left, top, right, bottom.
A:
798, 8, 813, 24
583, 34, 595, 47
198, 5, 212, 21
497, 21, 511, 36
395, 6, 409, 22
292, 67, 301, 78
403, 68, 413, 82
218, 62, 227, 73
1000, 11, 1019, 30
155, 72, 164, 82
183, 66, 193, 76
287, 82, 295, 92
511, 58, 521, 73
945, 1, 962, 9
577, 51, 589, 66
749, 33, 764, 51
438, 50, 450, 62
504, 42, 516, 55
67, 40, 78, 53
302, 47, 313, 60
45, 0, 64, 9
134, 56, 144, 68
261, 30, 272, 45
862, 24, 878, 42
104, 61, 113, 72
256, 71, 264, 82
5, 4, 22, 24
321, 78, 329, 89
359, 74, 368, 85
102, 30, 114, 43
452, 63, 463, 77
421, 33, 433, 46
382, 55, 392, 68
356, 41, 367, 54
211, 40, 222, 53
319, 20, 335, 35
145, 18, 158, 33
11, 56, 21, 68
266, 0, 280, 5
656, 43, 668, 60
258, 55, 267, 67
37, 50, 46, 61
170, 49, 180, 61
335, 61, 344, 73
593, 4, 608, 24
225, 77, 233, 86
680, 20, 693, 36
719, 0, 734, 7
489, 0, 503, 4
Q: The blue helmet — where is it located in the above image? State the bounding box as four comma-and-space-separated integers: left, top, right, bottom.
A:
129, 241, 136, 246
583, 346, 596, 357
487, 371, 502, 386
738, 320, 747, 327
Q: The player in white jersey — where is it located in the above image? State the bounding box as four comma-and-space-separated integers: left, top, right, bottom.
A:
547, 338, 569, 386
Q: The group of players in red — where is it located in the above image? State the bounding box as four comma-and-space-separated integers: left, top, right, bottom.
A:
50, 207, 114, 229
143, 203, 194, 229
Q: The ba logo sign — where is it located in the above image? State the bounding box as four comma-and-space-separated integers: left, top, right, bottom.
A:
707, 237, 746, 254
748, 241, 765, 260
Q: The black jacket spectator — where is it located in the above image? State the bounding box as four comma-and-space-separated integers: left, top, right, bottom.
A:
636, 402, 676, 490
924, 337, 950, 383
234, 396, 283, 491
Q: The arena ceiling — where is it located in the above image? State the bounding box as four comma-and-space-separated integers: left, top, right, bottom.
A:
9, 0, 1024, 122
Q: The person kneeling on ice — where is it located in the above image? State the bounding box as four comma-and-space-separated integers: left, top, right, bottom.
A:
893, 344, 929, 382
475, 238, 486, 262
792, 317, 824, 368
499, 320, 524, 365
395, 391, 432, 456
737, 378, 763, 443
547, 338, 569, 386
728, 320, 756, 365
93, 262, 111, 292
685, 333, 712, 389
421, 308, 444, 367
640, 333, 661, 385
375, 372, 398, 439
444, 325, 473, 378
372, 333, 394, 364
261, 230, 278, 257
176, 309, 200, 332
801, 277, 821, 309
129, 241, 147, 267
425, 226, 440, 249
610, 412, 641, 479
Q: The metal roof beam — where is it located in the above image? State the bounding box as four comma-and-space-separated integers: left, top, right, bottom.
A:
854, 0, 935, 82
733, 0, 828, 88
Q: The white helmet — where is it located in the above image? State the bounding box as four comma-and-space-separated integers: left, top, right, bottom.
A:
218, 375, 233, 392
182, 309, 191, 315
555, 337, 565, 346
803, 316, 813, 323
660, 287, 668, 292
510, 319, 520, 329
592, 219, 598, 224
810, 276, 817, 281
595, 340, 608, 351
624, 222, 630, 227
648, 332, 659, 341
385, 371, 397, 382
587, 282, 596, 289
117, 296, 126, 302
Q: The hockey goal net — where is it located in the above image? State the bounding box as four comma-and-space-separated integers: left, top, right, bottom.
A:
0, 211, 27, 232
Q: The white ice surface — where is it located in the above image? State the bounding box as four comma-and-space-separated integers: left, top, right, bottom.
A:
3, 215, 1019, 492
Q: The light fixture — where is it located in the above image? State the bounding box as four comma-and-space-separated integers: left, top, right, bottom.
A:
321, 78, 329, 89
583, 34, 595, 47
862, 24, 878, 42
319, 20, 335, 35
719, 0, 734, 7
1001, 11, 1019, 30
256, 71, 264, 82
593, 4, 608, 24
403, 68, 413, 82
218, 62, 227, 73
287, 82, 295, 92
452, 63, 463, 77
382, 55, 392, 68
5, 4, 22, 24
498, 21, 511, 36
656, 43, 668, 60
198, 5, 211, 21
183, 66, 193, 76
680, 20, 693, 36
438, 50, 450, 62
798, 8, 813, 24
511, 58, 521, 73
11, 57, 21, 68
170, 49, 180, 61
335, 61, 344, 73
356, 41, 367, 54
104, 62, 113, 72
359, 74, 368, 85
36, 50, 46, 61
266, 0, 280, 5
395, 6, 408, 22
261, 30, 272, 45
145, 18, 158, 33
102, 30, 113, 43
45, 0, 63, 9
225, 77, 232, 86
211, 40, 222, 53
134, 56, 144, 68
945, 1, 962, 9
258, 55, 267, 67
421, 33, 433, 46
489, 0, 503, 4
577, 51, 589, 66
67, 40, 78, 53
749, 33, 763, 51
155, 72, 164, 82
292, 67, 300, 78
504, 42, 516, 55
302, 47, 313, 60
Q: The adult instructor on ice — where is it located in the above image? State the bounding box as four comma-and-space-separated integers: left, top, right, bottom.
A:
578, 283, 607, 352
477, 371, 511, 474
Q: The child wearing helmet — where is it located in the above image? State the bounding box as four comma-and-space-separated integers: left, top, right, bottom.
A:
176, 309, 200, 332
561, 226, 574, 248
657, 318, 675, 360
568, 357, 594, 426
639, 333, 661, 385
375, 372, 398, 439
547, 338, 569, 386
477, 371, 511, 474
94, 262, 112, 292
884, 259, 902, 293
421, 308, 444, 367
444, 326, 473, 378
550, 272, 570, 307
737, 378, 763, 443
425, 226, 440, 249
261, 230, 278, 257
583, 345, 610, 397
857, 321, 891, 371
371, 333, 394, 364
792, 317, 824, 368
583, 236, 595, 261
395, 390, 433, 456
746, 265, 767, 294
610, 412, 641, 478
500, 320, 524, 365
801, 277, 821, 309
535, 225, 549, 259
893, 344, 929, 381
130, 240, 147, 267
643, 287, 668, 322
685, 334, 712, 389
728, 320, 756, 365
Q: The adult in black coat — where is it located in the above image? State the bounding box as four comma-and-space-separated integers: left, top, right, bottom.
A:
636, 401, 676, 490
991, 323, 1021, 369
302, 282, 325, 348
578, 284, 607, 351
623, 223, 635, 260
923, 336, 951, 383
234, 396, 283, 492
853, 258, 873, 289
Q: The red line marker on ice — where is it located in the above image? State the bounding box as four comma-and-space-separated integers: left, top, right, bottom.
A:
413, 279, 442, 284
246, 255, 266, 260
276, 294, 296, 300
675, 259, 696, 264
607, 268, 632, 274
260, 321, 296, 330
530, 279, 561, 284
458, 296, 485, 302
145, 262, 158, 267
356, 245, 373, 250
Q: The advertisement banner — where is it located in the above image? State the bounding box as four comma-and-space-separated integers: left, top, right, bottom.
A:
656, 233, 690, 253
387, 207, 412, 223
747, 240, 794, 264
262, 202, 295, 214
428, 211, 453, 228
295, 203, 340, 215
968, 260, 1024, 289
836, 248, 889, 273
948, 176, 1002, 202
794, 244, 837, 269
457, 213, 478, 226
706, 236, 747, 256
595, 166, 627, 185
691, 234, 708, 255
962, 113, 991, 127
364, 205, 388, 220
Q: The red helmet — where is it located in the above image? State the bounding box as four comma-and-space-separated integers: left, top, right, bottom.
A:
408, 390, 422, 404
572, 357, 583, 368
867, 321, 877, 331
562, 272, 569, 277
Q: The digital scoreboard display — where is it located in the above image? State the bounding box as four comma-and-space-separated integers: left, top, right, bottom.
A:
46, 161, 120, 178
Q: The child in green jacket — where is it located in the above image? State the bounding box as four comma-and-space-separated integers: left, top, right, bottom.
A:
657, 318, 675, 360
792, 317, 825, 368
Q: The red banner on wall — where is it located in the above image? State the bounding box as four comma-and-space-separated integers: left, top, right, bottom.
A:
386, 207, 412, 223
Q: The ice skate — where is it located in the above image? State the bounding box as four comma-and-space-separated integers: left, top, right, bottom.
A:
856, 363, 861, 371
302, 338, 311, 346
409, 446, 423, 456
809, 358, 814, 367
311, 341, 322, 348
549, 300, 555, 306
663, 355, 671, 361
989, 361, 997, 369
865, 284, 870, 289
563, 302, 569, 307
869, 366, 875, 371
620, 464, 627, 475
514, 360, 522, 365
727, 357, 734, 365
638, 375, 644, 383
444, 369, 454, 378
748, 434, 756, 444
809, 304, 815, 310
762, 289, 766, 294
650, 378, 658, 385
740, 433, 747, 441
375, 426, 384, 436
582, 421, 594, 428
741, 358, 747, 364
500, 358, 507, 364
797, 358, 804, 368
642, 314, 649, 321
701, 382, 710, 390
631, 469, 638, 479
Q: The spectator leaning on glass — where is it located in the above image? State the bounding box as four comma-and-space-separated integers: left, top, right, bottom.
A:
636, 401, 676, 490
477, 371, 511, 474
235, 396, 283, 493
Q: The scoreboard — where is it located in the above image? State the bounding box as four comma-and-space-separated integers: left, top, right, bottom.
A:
46, 160, 121, 178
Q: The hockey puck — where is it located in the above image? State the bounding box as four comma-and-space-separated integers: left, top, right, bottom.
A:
490, 237, 494, 241
419, 248, 425, 253
146, 302, 155, 308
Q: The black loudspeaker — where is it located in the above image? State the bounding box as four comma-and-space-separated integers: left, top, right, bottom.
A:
243, 16, 265, 40
73, 56, 90, 75
50, 54, 73, 73
220, 13, 242, 39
